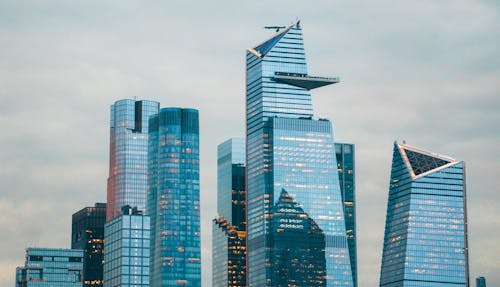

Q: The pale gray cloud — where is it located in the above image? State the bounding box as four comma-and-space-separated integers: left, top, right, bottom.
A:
1, 1, 499, 287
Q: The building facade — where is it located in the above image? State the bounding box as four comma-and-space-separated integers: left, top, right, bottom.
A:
379, 142, 469, 287
15, 248, 83, 287
335, 143, 357, 287
103, 206, 150, 287
245, 21, 353, 286
212, 138, 246, 287
147, 108, 201, 287
476, 276, 486, 287
72, 203, 106, 287
106, 99, 160, 221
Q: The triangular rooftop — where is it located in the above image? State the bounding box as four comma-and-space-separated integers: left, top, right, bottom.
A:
248, 21, 298, 58
396, 142, 458, 178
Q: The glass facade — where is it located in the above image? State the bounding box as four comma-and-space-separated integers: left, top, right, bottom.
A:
15, 248, 83, 287
213, 138, 246, 287
72, 203, 106, 287
103, 206, 150, 287
107, 99, 160, 221
379, 142, 469, 287
246, 21, 353, 286
335, 143, 357, 287
147, 108, 201, 287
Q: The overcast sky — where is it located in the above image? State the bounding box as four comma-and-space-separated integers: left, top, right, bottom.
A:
0, 1, 499, 286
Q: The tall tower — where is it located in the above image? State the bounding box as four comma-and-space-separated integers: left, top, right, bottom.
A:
335, 143, 357, 287
245, 21, 353, 286
147, 108, 201, 287
106, 99, 160, 221
212, 138, 246, 287
379, 142, 469, 287
71, 203, 106, 287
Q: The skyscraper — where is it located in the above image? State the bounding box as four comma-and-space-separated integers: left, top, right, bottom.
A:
212, 138, 246, 287
379, 142, 469, 287
107, 99, 160, 221
335, 143, 357, 287
15, 248, 84, 287
72, 202, 106, 287
147, 108, 201, 287
103, 205, 150, 287
246, 21, 353, 286
476, 276, 486, 287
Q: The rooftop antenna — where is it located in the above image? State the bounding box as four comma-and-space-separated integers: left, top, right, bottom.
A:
264, 25, 286, 32
295, 17, 300, 28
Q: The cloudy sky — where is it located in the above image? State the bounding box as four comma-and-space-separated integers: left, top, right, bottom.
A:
0, 1, 499, 286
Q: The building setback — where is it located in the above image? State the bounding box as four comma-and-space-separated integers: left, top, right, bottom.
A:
103, 205, 150, 287
212, 138, 246, 287
245, 21, 353, 286
106, 99, 159, 221
15, 248, 84, 287
147, 108, 201, 287
335, 143, 357, 287
72, 202, 106, 287
379, 142, 469, 287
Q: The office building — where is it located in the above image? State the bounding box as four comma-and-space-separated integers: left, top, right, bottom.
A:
15, 248, 83, 287
106, 99, 160, 221
379, 142, 469, 287
246, 21, 353, 286
147, 108, 201, 286
476, 276, 486, 287
72, 203, 106, 287
103, 205, 150, 287
335, 143, 357, 287
212, 138, 246, 287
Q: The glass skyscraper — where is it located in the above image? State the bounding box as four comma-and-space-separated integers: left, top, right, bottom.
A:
72, 202, 106, 287
107, 99, 160, 221
147, 108, 201, 287
335, 143, 357, 287
212, 138, 246, 287
246, 21, 353, 286
15, 248, 84, 287
379, 142, 469, 287
104, 205, 150, 287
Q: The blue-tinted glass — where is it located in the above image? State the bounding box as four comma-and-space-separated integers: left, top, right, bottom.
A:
103, 214, 151, 287
147, 108, 201, 287
246, 22, 352, 286
379, 143, 469, 287
107, 99, 160, 221
213, 138, 246, 287
15, 248, 84, 287
336, 143, 357, 287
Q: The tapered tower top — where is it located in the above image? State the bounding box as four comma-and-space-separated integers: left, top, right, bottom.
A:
395, 141, 460, 179
247, 20, 339, 90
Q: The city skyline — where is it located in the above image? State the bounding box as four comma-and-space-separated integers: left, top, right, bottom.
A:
1, 1, 499, 287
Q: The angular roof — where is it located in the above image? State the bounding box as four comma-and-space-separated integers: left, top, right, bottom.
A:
396, 142, 458, 178
248, 22, 297, 58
